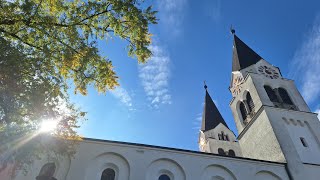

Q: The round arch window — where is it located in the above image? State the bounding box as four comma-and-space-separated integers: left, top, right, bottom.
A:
101, 168, 115, 180
159, 174, 171, 180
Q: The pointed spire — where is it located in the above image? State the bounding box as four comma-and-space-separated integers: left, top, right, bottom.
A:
232, 34, 263, 71
201, 85, 228, 132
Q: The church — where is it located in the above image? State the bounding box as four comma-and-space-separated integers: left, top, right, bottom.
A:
6, 32, 320, 180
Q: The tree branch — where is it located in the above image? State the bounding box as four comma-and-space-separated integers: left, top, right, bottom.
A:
0, 28, 42, 50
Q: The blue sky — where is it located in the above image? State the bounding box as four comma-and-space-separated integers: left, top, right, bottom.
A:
72, 0, 320, 151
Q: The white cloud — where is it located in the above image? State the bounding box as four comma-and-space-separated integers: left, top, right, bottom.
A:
316, 108, 320, 120
139, 45, 171, 108
111, 86, 133, 108
157, 0, 187, 36
290, 15, 320, 104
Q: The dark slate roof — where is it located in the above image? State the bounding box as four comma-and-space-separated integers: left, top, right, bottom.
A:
232, 35, 263, 71
201, 89, 229, 131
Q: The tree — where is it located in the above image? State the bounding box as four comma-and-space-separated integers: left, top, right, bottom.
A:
0, 37, 84, 176
0, 0, 157, 176
0, 0, 157, 94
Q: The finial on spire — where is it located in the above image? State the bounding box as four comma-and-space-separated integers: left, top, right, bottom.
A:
204, 81, 208, 90
230, 25, 236, 35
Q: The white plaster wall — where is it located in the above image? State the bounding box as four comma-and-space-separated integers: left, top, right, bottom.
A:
303, 164, 320, 180
201, 165, 236, 180
201, 124, 242, 156
207, 139, 242, 157
11, 154, 71, 180
255, 170, 281, 180
84, 152, 130, 180
282, 117, 320, 164
12, 139, 290, 180
146, 159, 185, 180
238, 110, 286, 162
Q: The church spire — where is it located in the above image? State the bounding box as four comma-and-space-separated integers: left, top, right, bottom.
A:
201, 84, 228, 132
232, 33, 263, 71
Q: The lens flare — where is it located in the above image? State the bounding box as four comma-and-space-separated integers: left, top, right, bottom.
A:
40, 119, 58, 132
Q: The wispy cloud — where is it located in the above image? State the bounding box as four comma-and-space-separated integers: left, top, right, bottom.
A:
290, 15, 320, 104
192, 113, 202, 131
139, 45, 171, 108
203, 0, 221, 22
157, 0, 187, 36
111, 86, 133, 109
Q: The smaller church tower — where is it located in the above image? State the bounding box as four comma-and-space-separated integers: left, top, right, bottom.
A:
199, 84, 242, 157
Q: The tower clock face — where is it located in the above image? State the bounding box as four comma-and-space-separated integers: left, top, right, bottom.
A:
258, 66, 279, 79
232, 76, 244, 95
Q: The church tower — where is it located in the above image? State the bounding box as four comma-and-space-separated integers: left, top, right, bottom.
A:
199, 84, 242, 157
229, 31, 320, 179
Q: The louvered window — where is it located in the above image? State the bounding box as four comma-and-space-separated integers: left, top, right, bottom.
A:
246, 93, 255, 112
264, 85, 279, 102
278, 88, 293, 105
240, 102, 247, 121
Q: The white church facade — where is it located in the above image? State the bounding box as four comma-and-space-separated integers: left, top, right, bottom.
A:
4, 32, 320, 180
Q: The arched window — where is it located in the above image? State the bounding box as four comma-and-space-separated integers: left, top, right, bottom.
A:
278, 88, 293, 105
228, 150, 236, 157
264, 85, 279, 102
36, 163, 56, 180
239, 102, 247, 122
221, 131, 225, 140
225, 135, 229, 141
246, 92, 255, 112
101, 168, 115, 180
159, 174, 171, 180
218, 148, 225, 155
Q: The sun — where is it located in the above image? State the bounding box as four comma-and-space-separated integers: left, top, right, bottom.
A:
40, 119, 58, 132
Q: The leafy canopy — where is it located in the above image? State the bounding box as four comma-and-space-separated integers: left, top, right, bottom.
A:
0, 0, 157, 95
0, 37, 85, 174
0, 0, 157, 175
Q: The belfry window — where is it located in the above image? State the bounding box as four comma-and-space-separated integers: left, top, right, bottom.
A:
264, 85, 279, 103
246, 92, 255, 113
278, 88, 293, 105
159, 174, 171, 180
101, 168, 115, 180
240, 102, 247, 122
218, 131, 229, 141
264, 86, 296, 110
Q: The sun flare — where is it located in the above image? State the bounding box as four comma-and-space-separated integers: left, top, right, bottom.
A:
40, 119, 58, 132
